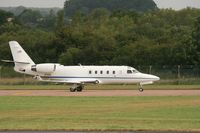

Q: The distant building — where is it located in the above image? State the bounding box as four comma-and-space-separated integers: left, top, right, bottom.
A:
7, 17, 14, 22
37, 18, 44, 22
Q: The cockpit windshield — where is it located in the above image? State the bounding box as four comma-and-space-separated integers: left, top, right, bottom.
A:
127, 69, 139, 74
132, 69, 139, 73
127, 70, 132, 74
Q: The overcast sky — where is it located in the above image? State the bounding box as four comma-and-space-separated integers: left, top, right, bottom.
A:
0, 0, 200, 10
154, 0, 200, 10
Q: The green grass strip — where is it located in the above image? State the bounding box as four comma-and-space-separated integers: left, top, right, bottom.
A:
0, 96, 199, 131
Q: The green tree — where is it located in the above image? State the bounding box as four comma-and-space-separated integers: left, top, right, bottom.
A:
55, 10, 65, 33
0, 10, 14, 25
192, 16, 200, 65
59, 48, 81, 65
18, 9, 42, 26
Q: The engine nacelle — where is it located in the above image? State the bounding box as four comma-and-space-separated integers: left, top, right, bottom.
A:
31, 63, 56, 74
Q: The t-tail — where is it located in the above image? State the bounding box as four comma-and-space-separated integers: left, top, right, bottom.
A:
4, 41, 35, 74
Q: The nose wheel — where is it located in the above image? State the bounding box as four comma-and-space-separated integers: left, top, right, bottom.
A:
139, 84, 144, 92
139, 88, 144, 92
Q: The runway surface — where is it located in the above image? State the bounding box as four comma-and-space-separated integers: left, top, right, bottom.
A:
0, 131, 197, 133
0, 90, 200, 96
0, 131, 198, 133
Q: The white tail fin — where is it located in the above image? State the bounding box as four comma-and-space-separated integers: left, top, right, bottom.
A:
9, 41, 35, 72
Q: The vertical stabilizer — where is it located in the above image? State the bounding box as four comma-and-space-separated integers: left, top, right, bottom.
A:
9, 41, 35, 72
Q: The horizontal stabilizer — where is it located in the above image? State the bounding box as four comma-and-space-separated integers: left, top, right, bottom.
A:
1, 60, 30, 64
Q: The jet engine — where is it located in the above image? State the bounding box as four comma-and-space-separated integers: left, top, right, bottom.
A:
31, 63, 56, 74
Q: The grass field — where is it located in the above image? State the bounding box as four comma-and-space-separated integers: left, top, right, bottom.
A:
0, 96, 200, 131
0, 84, 200, 90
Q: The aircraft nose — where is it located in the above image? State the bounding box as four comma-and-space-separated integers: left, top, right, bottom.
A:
151, 75, 160, 81
141, 73, 160, 82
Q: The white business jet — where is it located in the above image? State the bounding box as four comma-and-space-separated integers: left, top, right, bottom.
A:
3, 41, 160, 92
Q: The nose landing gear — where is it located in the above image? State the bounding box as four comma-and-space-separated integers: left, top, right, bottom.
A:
139, 84, 144, 92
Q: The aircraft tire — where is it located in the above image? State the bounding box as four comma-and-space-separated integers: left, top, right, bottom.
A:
139, 88, 144, 92
95, 80, 99, 84
76, 86, 83, 92
70, 87, 76, 92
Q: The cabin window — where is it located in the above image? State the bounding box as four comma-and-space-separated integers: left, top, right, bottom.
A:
113, 71, 115, 74
127, 70, 132, 74
54, 64, 56, 71
95, 71, 98, 74
89, 70, 92, 74
107, 71, 109, 74
100, 71, 103, 74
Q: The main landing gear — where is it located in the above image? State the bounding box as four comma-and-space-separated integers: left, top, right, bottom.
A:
70, 84, 84, 92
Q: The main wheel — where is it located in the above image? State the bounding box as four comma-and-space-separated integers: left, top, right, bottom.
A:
76, 85, 83, 92
70, 87, 76, 92
95, 80, 99, 84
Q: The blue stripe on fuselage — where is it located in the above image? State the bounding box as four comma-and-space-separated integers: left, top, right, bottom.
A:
41, 76, 153, 80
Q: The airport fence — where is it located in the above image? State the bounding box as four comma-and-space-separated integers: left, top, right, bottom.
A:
136, 65, 200, 79
0, 65, 200, 85
136, 65, 200, 85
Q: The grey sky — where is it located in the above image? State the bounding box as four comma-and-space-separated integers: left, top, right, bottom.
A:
0, 0, 199, 10
154, 0, 200, 10
0, 0, 66, 8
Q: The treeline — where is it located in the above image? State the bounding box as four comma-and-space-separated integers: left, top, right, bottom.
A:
57, 8, 200, 66
0, 7, 200, 66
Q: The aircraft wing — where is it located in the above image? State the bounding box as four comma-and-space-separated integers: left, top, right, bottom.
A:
64, 79, 99, 84
39, 77, 99, 84
140, 81, 153, 85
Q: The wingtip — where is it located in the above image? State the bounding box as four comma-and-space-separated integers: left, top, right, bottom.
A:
9, 41, 18, 45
